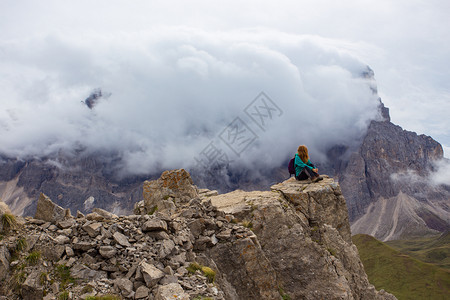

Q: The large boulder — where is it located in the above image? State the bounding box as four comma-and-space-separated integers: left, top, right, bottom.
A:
34, 193, 71, 223
143, 169, 198, 214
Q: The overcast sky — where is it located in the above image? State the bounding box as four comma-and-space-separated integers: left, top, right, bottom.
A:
1, 0, 449, 173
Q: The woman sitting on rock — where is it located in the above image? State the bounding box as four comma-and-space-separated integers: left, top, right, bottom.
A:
295, 145, 323, 182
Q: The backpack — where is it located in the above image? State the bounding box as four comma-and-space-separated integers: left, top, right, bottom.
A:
288, 157, 296, 177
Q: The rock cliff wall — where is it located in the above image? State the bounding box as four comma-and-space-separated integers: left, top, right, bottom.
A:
0, 169, 395, 300
339, 119, 450, 240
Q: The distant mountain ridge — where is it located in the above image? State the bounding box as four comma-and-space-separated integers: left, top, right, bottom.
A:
339, 105, 450, 240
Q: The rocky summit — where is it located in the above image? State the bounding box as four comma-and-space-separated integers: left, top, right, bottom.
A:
0, 169, 396, 300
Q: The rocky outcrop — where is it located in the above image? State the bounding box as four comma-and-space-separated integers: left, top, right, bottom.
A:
207, 177, 394, 299
0, 170, 396, 299
142, 169, 199, 215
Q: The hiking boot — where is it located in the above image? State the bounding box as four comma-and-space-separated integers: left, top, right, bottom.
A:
312, 176, 323, 182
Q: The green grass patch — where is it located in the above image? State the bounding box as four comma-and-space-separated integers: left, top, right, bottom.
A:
55, 264, 76, 288
186, 262, 202, 274
81, 285, 94, 294
201, 266, 216, 283
327, 248, 337, 256
40, 272, 48, 285
353, 234, 450, 300
25, 251, 41, 265
1, 213, 18, 231
386, 231, 450, 270
241, 220, 253, 230
279, 286, 291, 300
187, 262, 216, 283
59, 291, 69, 300
16, 238, 27, 252
148, 205, 158, 215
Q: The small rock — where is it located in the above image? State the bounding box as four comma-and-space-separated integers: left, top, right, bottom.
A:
142, 219, 168, 232
86, 212, 104, 221
83, 222, 103, 237
99, 246, 117, 259
28, 218, 46, 225
135, 285, 150, 299
66, 257, 77, 267
114, 278, 133, 297
48, 224, 58, 231
155, 283, 189, 300
93, 208, 118, 219
65, 246, 74, 257
147, 231, 170, 240
54, 235, 70, 245
140, 261, 165, 288
57, 219, 75, 229
113, 232, 131, 247
160, 275, 178, 285
216, 229, 232, 240
159, 239, 176, 258
187, 219, 205, 238
73, 241, 95, 251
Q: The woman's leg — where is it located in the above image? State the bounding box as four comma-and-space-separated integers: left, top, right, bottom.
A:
295, 169, 309, 180
296, 167, 320, 181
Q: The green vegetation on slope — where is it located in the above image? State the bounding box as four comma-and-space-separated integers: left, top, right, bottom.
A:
386, 231, 450, 270
353, 234, 450, 300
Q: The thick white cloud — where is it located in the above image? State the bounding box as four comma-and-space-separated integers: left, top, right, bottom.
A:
1, 0, 449, 170
430, 159, 450, 186
0, 30, 380, 175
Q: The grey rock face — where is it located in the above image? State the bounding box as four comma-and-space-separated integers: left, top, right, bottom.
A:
338, 119, 450, 240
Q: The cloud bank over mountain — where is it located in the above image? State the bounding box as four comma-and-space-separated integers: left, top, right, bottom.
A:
0, 29, 382, 176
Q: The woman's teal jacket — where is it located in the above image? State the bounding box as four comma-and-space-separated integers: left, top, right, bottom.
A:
294, 153, 315, 177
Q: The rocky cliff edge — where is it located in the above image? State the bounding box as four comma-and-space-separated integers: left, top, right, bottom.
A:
0, 169, 396, 300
